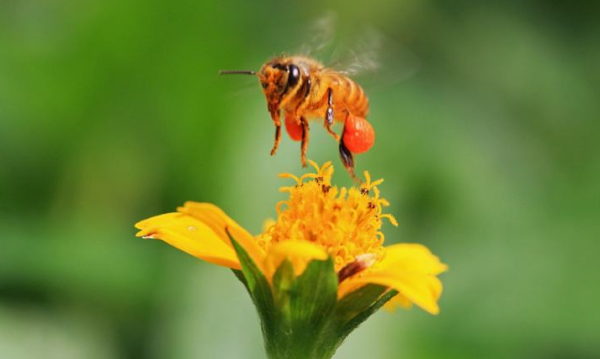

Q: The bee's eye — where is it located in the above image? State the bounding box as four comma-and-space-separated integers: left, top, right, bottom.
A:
287, 65, 300, 87
262, 82, 268, 89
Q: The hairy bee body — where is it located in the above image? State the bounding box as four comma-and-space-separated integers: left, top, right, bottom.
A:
270, 56, 369, 123
257, 55, 374, 179
220, 54, 374, 179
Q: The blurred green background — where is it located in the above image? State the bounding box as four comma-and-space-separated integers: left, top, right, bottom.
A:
1, 0, 599, 358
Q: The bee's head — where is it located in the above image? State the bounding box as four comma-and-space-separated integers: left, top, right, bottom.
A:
258, 60, 301, 109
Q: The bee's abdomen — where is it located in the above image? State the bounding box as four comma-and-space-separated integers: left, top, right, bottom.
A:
330, 74, 369, 118
291, 71, 369, 122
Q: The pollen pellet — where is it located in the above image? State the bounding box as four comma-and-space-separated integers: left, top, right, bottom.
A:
285, 113, 303, 141
343, 114, 375, 154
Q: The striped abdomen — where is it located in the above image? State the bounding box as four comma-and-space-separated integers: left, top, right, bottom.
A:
324, 72, 369, 119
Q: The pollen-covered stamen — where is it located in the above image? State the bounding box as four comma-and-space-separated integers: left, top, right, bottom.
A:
337, 253, 378, 283
260, 161, 395, 271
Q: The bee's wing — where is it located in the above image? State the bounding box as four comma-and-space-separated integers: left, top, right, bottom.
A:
284, 14, 419, 89
328, 27, 421, 89
298, 11, 338, 58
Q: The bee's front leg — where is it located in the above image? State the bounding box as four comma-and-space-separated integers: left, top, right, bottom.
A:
269, 108, 282, 156
324, 88, 340, 141
300, 116, 309, 168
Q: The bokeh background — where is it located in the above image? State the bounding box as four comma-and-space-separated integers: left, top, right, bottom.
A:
1, 0, 599, 358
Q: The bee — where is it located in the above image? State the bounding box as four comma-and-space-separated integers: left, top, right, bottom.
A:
220, 55, 375, 179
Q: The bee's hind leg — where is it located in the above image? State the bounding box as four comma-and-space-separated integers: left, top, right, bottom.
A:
339, 112, 360, 183
324, 88, 340, 141
339, 141, 358, 182
300, 116, 309, 168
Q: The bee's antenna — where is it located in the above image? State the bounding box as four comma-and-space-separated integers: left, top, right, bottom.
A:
219, 70, 256, 75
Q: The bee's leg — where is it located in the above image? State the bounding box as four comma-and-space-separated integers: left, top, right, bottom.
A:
339, 112, 360, 183
324, 88, 340, 141
270, 125, 281, 156
270, 110, 282, 156
339, 141, 358, 182
300, 116, 309, 168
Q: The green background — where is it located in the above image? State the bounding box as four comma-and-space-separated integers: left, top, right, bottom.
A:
1, 0, 599, 358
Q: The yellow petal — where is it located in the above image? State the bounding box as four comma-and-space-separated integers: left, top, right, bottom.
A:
177, 202, 266, 272
384, 293, 413, 311
378, 243, 448, 275
338, 244, 446, 315
340, 271, 443, 315
135, 213, 240, 269
263, 240, 328, 280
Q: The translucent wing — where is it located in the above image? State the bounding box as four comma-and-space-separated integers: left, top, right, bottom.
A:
329, 28, 381, 75
290, 13, 419, 87
327, 27, 421, 89
298, 11, 338, 58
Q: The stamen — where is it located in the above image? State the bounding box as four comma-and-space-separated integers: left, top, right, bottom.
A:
258, 161, 394, 271
278, 173, 301, 184
275, 201, 288, 214
307, 159, 321, 172
363, 171, 372, 187
380, 214, 398, 226
373, 187, 381, 199
299, 173, 318, 183
370, 178, 384, 188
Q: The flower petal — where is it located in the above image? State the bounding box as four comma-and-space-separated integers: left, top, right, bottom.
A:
177, 202, 266, 271
378, 243, 448, 275
384, 293, 413, 311
264, 240, 328, 279
340, 271, 443, 315
338, 243, 447, 315
135, 213, 240, 269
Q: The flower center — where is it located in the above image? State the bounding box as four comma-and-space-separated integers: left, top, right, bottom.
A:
258, 161, 397, 272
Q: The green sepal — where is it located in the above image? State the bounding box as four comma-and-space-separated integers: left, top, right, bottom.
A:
289, 259, 338, 331
232, 269, 248, 291
228, 231, 397, 359
287, 259, 339, 358
308, 284, 397, 358
270, 259, 294, 332
272, 259, 294, 307
228, 235, 278, 348
266, 258, 339, 359
335, 284, 393, 324
335, 286, 398, 343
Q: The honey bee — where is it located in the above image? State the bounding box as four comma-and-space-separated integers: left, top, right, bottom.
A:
220, 55, 375, 179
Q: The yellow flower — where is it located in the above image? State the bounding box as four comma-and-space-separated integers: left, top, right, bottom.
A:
135, 161, 447, 314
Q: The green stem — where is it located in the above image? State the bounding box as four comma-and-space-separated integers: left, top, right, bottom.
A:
264, 330, 338, 359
